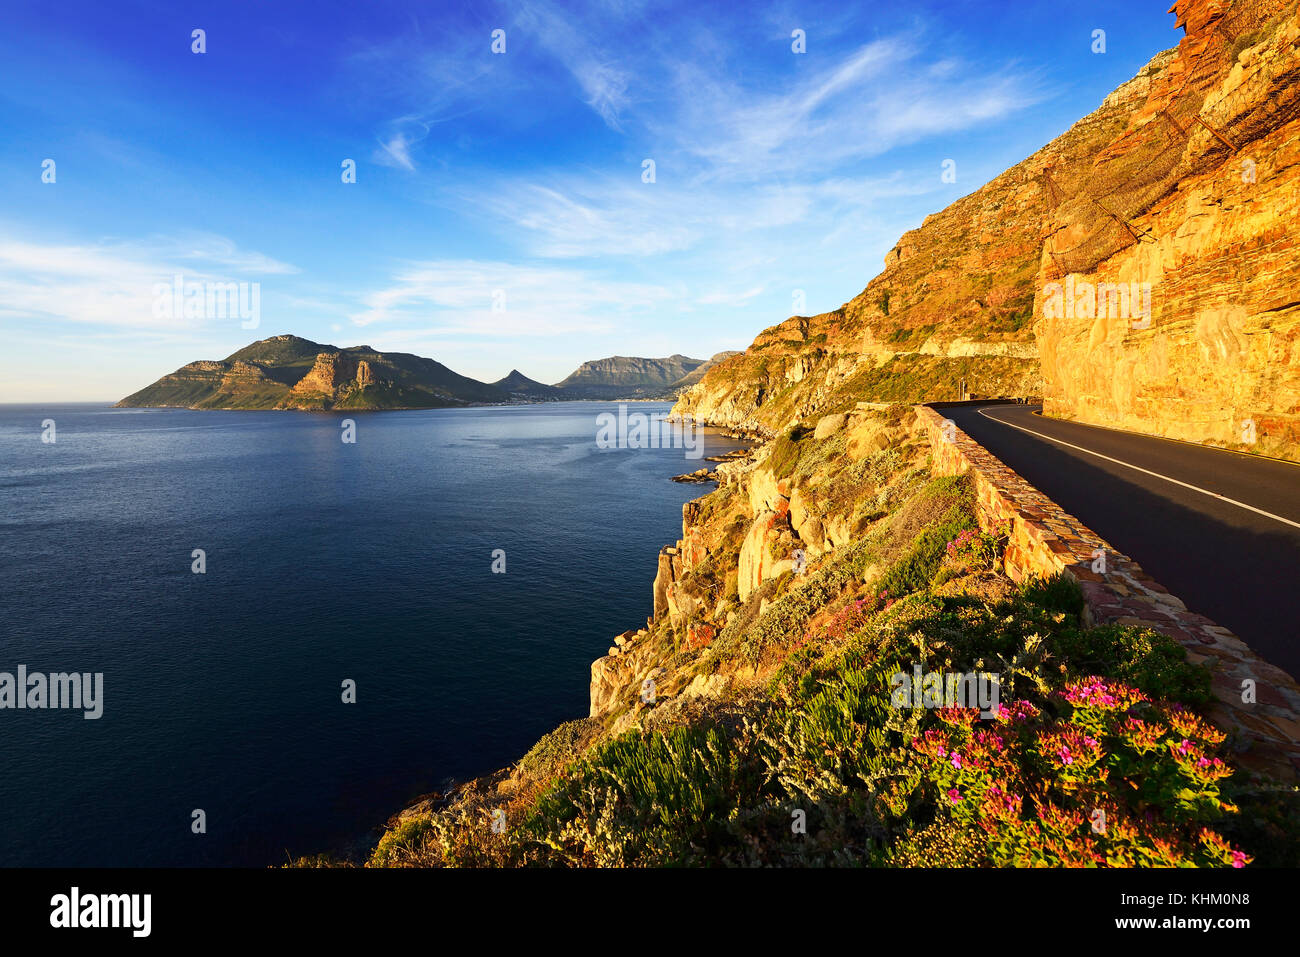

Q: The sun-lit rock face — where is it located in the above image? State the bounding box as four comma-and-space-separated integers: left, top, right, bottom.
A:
290, 352, 360, 397
1036, 0, 1300, 461
676, 0, 1299, 461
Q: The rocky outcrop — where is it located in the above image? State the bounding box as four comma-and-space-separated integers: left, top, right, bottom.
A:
356, 359, 376, 388
290, 352, 360, 396
738, 511, 790, 601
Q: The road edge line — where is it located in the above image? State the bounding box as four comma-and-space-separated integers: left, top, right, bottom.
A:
975, 407, 1300, 531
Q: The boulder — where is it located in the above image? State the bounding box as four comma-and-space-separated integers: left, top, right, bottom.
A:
814, 412, 847, 440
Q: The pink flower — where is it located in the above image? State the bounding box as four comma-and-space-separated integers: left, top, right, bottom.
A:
947, 788, 962, 803
995, 700, 1040, 724
950, 753, 963, 769
1062, 676, 1146, 711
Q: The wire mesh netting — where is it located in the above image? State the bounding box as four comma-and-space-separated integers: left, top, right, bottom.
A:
1041, 0, 1279, 277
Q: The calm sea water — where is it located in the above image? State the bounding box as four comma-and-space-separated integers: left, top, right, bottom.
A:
0, 401, 742, 866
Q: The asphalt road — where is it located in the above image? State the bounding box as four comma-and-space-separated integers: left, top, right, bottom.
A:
942, 403, 1300, 680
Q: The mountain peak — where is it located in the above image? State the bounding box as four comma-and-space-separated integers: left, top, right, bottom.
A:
493, 369, 559, 396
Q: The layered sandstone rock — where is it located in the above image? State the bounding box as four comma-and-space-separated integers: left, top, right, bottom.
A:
290, 352, 360, 396
1036, 0, 1300, 460
356, 359, 376, 388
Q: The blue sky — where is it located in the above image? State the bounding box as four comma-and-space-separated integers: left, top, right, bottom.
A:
0, 0, 1179, 400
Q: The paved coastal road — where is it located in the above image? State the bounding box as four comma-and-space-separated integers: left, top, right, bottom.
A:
942, 403, 1300, 679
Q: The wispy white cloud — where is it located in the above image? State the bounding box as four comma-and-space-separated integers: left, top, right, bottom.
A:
697, 285, 767, 307
656, 37, 1042, 180
374, 130, 419, 171
514, 2, 633, 129
349, 258, 678, 337
0, 232, 297, 330
458, 169, 932, 260
341, 19, 514, 173
360, 2, 1040, 265
166, 234, 300, 275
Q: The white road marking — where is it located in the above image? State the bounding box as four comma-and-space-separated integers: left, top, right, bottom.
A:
974, 407, 1300, 531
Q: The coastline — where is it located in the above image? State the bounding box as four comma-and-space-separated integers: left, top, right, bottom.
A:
108, 396, 693, 412
348, 409, 755, 866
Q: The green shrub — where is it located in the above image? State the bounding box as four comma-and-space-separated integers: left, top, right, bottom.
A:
889, 819, 985, 867
768, 426, 810, 479
877, 511, 975, 598
519, 719, 599, 780
526, 723, 767, 866
370, 817, 436, 867
1054, 624, 1212, 706
1019, 572, 1086, 620
944, 524, 1007, 573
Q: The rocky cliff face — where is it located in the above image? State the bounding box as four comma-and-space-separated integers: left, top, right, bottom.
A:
289, 351, 361, 397
588, 403, 923, 728
674, 0, 1299, 462
1036, 0, 1300, 460
282, 351, 391, 407
671, 49, 1172, 436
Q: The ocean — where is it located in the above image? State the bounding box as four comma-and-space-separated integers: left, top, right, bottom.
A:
0, 401, 743, 866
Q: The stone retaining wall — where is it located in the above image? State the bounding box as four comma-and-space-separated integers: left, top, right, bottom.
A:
916, 404, 1300, 782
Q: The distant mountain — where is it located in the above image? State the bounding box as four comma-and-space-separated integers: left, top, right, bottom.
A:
116, 334, 507, 410
493, 369, 562, 400
116, 337, 728, 410
667, 351, 742, 391
553, 354, 707, 399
